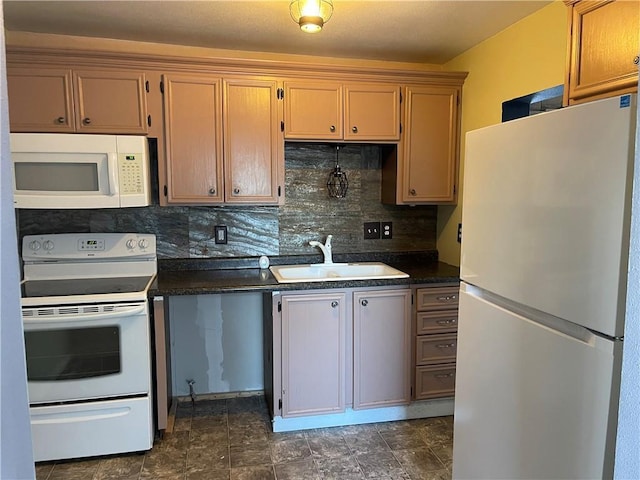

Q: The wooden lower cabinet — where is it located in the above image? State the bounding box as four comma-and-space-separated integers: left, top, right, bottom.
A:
280, 292, 347, 418
270, 286, 411, 420
413, 284, 459, 400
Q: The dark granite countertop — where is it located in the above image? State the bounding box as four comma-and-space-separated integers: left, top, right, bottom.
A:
149, 251, 460, 297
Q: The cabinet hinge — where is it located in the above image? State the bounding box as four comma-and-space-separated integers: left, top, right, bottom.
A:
278, 398, 282, 410
163, 185, 168, 197
399, 123, 402, 134
411, 294, 414, 305
145, 80, 149, 93
147, 115, 152, 127
280, 121, 284, 132
277, 301, 282, 312
160, 81, 164, 94
278, 186, 282, 197
453, 184, 457, 195
410, 386, 413, 396
400, 90, 403, 103
277, 88, 284, 100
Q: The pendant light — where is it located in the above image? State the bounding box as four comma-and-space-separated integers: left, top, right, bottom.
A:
327, 145, 348, 198
290, 0, 334, 34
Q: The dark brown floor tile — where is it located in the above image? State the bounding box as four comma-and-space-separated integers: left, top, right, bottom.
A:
343, 430, 389, 455
333, 423, 379, 435
160, 431, 191, 452
315, 455, 365, 480
229, 444, 272, 468
230, 465, 275, 480
417, 469, 452, 480
270, 438, 312, 464
173, 416, 193, 432
35, 463, 54, 480
429, 443, 453, 469
227, 396, 261, 413
379, 429, 427, 451
354, 450, 410, 480
419, 421, 454, 448
305, 426, 346, 440
191, 414, 228, 431
307, 435, 351, 458
176, 403, 194, 418
186, 444, 229, 474
393, 447, 445, 479
187, 468, 230, 480
140, 448, 186, 479
229, 423, 269, 446
94, 454, 144, 479
189, 426, 229, 446
375, 420, 418, 433
194, 399, 227, 415
227, 411, 270, 429
273, 458, 322, 480
268, 430, 307, 442
47, 458, 101, 480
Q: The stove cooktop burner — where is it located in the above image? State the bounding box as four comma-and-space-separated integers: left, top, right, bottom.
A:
21, 276, 153, 298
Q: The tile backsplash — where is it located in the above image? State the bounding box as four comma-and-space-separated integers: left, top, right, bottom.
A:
17, 143, 437, 259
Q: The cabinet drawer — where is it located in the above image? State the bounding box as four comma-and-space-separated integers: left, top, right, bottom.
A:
416, 333, 457, 365
416, 310, 458, 334
415, 364, 456, 400
416, 286, 459, 311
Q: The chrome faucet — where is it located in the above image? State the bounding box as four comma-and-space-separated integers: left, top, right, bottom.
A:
309, 235, 333, 264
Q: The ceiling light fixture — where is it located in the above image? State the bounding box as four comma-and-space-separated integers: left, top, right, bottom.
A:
290, 0, 334, 34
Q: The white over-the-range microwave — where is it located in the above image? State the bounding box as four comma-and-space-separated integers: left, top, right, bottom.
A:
10, 133, 151, 209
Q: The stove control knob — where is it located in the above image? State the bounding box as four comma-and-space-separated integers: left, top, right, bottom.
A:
126, 239, 137, 249
29, 240, 41, 251
42, 240, 54, 251
138, 239, 149, 249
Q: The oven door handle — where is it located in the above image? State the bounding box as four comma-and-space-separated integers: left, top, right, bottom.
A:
22, 304, 147, 324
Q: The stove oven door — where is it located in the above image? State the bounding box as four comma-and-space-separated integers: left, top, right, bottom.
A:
22, 301, 151, 404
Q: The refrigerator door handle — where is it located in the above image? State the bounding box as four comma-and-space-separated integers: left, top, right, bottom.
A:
462, 282, 597, 345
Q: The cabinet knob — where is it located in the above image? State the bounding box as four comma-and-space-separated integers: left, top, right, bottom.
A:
82, 117, 92, 125
360, 299, 368, 307
409, 189, 417, 196
634, 55, 639, 65
208, 187, 216, 195
330, 125, 336, 132
233, 187, 240, 195
331, 301, 339, 308
56, 116, 66, 124
351, 126, 358, 133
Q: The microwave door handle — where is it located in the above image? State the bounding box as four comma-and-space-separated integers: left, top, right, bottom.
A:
108, 153, 119, 196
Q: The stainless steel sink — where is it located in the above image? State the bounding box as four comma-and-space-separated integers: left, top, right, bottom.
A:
269, 262, 409, 283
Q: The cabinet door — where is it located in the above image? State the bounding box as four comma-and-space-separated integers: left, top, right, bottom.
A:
163, 74, 224, 203
401, 86, 459, 203
7, 67, 75, 132
74, 70, 148, 134
567, 0, 639, 104
283, 81, 343, 140
353, 289, 411, 410
224, 78, 283, 204
281, 292, 347, 418
344, 84, 400, 141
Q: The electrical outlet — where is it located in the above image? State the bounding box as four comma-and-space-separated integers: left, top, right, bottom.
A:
214, 225, 228, 244
363, 222, 381, 239
457, 223, 462, 243
381, 221, 393, 239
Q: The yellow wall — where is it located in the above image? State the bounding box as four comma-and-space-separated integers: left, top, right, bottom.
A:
438, 1, 567, 266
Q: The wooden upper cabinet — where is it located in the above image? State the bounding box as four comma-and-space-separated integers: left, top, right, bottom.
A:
284, 81, 342, 140
74, 70, 148, 134
283, 81, 399, 141
7, 66, 149, 134
383, 85, 459, 205
223, 78, 283, 204
162, 74, 224, 204
344, 84, 400, 141
565, 0, 639, 105
7, 67, 75, 132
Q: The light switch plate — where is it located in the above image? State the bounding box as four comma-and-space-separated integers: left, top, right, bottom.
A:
364, 222, 381, 239
214, 225, 228, 244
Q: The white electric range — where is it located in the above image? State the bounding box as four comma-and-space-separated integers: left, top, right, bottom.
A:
20, 233, 157, 462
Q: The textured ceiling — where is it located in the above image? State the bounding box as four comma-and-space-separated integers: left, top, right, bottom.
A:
2, 1, 553, 64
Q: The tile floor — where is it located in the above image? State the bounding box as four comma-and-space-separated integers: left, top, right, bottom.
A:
35, 395, 453, 480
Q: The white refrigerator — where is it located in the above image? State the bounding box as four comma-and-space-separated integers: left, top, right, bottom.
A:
453, 94, 637, 479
